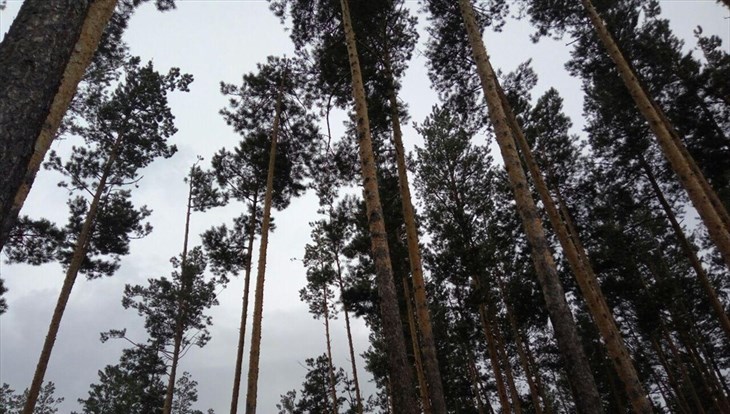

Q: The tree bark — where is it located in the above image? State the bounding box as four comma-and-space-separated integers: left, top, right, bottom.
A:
492, 306, 523, 414
323, 285, 339, 414
477, 304, 511, 413
384, 51, 446, 414
639, 155, 730, 342
581, 0, 730, 271
402, 272, 433, 414
466, 348, 489, 414
338, 1, 417, 412
244, 74, 284, 414
333, 252, 364, 413
163, 168, 196, 414
0, 0, 117, 250
22, 134, 123, 414
229, 208, 257, 414
457, 2, 603, 412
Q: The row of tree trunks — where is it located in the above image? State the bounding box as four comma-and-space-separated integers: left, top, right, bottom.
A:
581, 0, 730, 271
457, 1, 604, 412
22, 134, 124, 414
244, 73, 285, 414
0, 0, 116, 250
337, 1, 418, 412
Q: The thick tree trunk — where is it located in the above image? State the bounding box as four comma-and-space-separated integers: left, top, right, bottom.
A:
384, 52, 446, 414
338, 1, 417, 412
497, 273, 544, 414
639, 156, 730, 342
22, 134, 123, 414
323, 286, 339, 414
244, 76, 284, 414
402, 272, 433, 414
457, 2, 603, 412
0, 0, 116, 249
334, 253, 363, 413
163, 170, 195, 414
497, 76, 652, 413
581, 0, 730, 271
229, 208, 258, 414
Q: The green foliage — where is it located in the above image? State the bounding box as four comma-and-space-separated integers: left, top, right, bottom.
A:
276, 355, 356, 414
1, 382, 63, 414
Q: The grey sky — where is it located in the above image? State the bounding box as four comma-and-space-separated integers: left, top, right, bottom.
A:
0, 1, 728, 413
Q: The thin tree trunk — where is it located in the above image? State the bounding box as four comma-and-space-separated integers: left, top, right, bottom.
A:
244, 73, 285, 414
497, 76, 652, 413
338, 1, 417, 412
638, 155, 730, 342
457, 2, 603, 412
652, 337, 695, 414
402, 272, 433, 414
497, 273, 544, 414
229, 207, 258, 414
384, 49, 447, 414
163, 168, 196, 414
333, 253, 364, 414
323, 285, 339, 414
524, 335, 554, 414
581, 0, 730, 270
466, 348, 488, 414
22, 134, 123, 414
478, 304, 512, 414
661, 333, 707, 414
490, 304, 523, 414
2, 0, 118, 250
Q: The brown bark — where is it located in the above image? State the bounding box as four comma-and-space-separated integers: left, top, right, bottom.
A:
22, 134, 123, 414
652, 338, 696, 414
229, 209, 257, 414
661, 333, 707, 414
402, 272, 432, 414
457, 1, 603, 412
490, 304, 523, 414
581, 0, 730, 271
639, 155, 730, 342
338, 1, 417, 412
333, 253, 364, 413
323, 285, 339, 414
163, 167, 196, 414
3, 0, 118, 250
466, 349, 488, 414
244, 75, 284, 414
497, 273, 544, 414
478, 304, 512, 413
0, 0, 90, 249
384, 50, 446, 414
497, 76, 652, 413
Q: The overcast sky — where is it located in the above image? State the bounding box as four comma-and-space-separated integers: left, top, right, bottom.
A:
1, 1, 728, 413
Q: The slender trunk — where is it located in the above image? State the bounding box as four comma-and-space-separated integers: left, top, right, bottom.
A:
402, 272, 433, 414
478, 304, 512, 413
581, 0, 730, 270
498, 77, 651, 413
661, 333, 707, 414
525, 335, 554, 414
639, 155, 730, 342
466, 348, 488, 414
229, 206, 258, 414
244, 73, 285, 414
323, 285, 339, 414
490, 304, 523, 414
338, 1, 417, 412
2, 0, 118, 250
334, 254, 364, 414
457, 2, 603, 412
22, 134, 123, 414
163, 171, 196, 414
652, 338, 694, 414
497, 273, 544, 414
384, 49, 446, 414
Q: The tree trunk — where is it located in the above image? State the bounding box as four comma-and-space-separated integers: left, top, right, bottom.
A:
497, 273, 544, 414
244, 74, 285, 414
402, 272, 433, 414
338, 1, 417, 412
22, 134, 123, 414
477, 304, 511, 413
163, 169, 196, 414
660, 333, 706, 414
490, 303, 522, 414
333, 253, 364, 414
466, 348, 488, 414
457, 2, 603, 412
384, 50, 447, 414
229, 208, 258, 414
497, 75, 652, 413
649, 337, 692, 414
323, 285, 339, 414
1, 0, 118, 251
639, 155, 730, 342
581, 0, 730, 271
